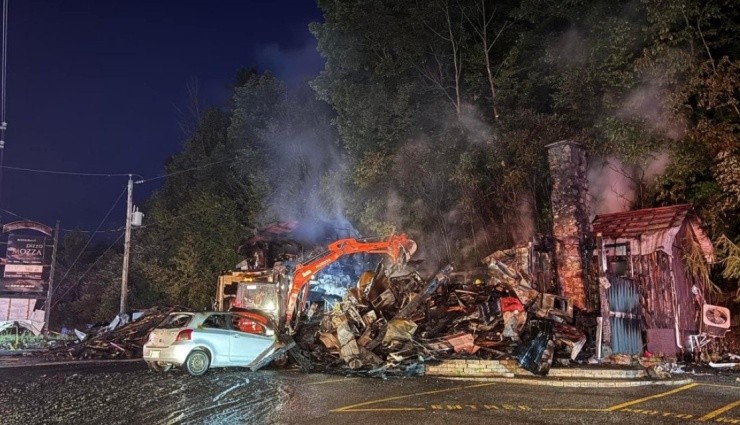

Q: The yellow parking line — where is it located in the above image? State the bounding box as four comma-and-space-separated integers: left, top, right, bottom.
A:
698, 400, 740, 422
606, 383, 699, 411
699, 384, 740, 390
331, 383, 496, 412
306, 377, 362, 386
338, 408, 427, 412
542, 408, 608, 412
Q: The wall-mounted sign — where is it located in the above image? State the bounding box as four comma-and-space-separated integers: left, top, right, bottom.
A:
0, 278, 45, 294
5, 235, 47, 265
0, 222, 55, 299
3, 264, 44, 279
2, 221, 53, 236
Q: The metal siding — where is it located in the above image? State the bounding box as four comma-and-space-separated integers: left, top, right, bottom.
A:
607, 275, 643, 355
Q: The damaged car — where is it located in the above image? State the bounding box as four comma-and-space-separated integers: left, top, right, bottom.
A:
143, 311, 292, 376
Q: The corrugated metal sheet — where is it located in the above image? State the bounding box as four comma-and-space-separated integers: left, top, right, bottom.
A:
608, 276, 643, 355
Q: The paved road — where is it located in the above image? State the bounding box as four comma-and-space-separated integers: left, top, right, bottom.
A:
0, 360, 738, 424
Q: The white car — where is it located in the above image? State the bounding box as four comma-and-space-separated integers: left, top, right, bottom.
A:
143, 311, 290, 376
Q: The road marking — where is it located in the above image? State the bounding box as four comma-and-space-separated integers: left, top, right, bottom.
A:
698, 400, 740, 422
306, 377, 362, 386
620, 408, 693, 419
542, 408, 608, 412
699, 384, 740, 390
331, 382, 496, 412
430, 404, 532, 411
606, 383, 699, 411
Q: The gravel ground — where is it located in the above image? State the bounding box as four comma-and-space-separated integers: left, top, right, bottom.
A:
0, 362, 292, 425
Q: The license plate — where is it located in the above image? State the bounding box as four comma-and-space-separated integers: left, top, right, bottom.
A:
150, 350, 160, 359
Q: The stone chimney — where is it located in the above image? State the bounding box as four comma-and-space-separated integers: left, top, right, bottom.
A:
546, 140, 593, 311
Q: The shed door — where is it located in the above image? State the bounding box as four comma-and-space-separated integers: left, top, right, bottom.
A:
608, 276, 643, 355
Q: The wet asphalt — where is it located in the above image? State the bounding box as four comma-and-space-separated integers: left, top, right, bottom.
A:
0, 360, 738, 424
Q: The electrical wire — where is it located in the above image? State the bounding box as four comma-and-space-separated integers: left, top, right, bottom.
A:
134, 203, 230, 229
1, 0, 6, 128
50, 231, 124, 309
135, 158, 234, 184
0, 207, 125, 233
0, 0, 8, 204
51, 186, 126, 293
0, 206, 26, 221
0, 165, 141, 179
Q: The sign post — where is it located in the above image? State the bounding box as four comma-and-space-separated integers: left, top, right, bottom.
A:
42, 221, 60, 334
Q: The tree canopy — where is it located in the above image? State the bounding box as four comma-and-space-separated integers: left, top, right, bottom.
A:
51, 1, 739, 323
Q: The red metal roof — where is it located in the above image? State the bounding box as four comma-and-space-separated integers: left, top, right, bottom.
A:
592, 204, 693, 239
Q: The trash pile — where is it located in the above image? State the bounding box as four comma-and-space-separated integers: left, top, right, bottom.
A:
294, 254, 588, 376
44, 306, 177, 360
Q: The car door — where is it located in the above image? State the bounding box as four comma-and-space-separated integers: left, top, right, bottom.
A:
227, 313, 277, 364
198, 313, 232, 366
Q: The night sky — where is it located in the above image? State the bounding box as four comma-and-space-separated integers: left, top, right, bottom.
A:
0, 0, 324, 235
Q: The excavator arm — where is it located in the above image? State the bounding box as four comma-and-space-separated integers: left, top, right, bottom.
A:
283, 234, 417, 332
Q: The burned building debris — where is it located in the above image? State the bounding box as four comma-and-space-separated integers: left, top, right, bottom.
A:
290, 203, 729, 376
292, 249, 588, 376
43, 307, 177, 360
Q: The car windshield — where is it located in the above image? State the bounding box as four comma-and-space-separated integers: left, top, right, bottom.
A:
159, 313, 193, 329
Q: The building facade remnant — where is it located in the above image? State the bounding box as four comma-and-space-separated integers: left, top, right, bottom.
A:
546, 140, 594, 312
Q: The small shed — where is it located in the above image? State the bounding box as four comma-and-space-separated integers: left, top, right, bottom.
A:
592, 204, 714, 356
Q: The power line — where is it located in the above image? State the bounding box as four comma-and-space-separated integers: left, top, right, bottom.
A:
134, 203, 231, 230
52, 186, 126, 293
0, 165, 141, 179
0, 156, 232, 183
1, 0, 6, 128
0, 0, 8, 204
135, 158, 234, 184
0, 207, 125, 234
50, 231, 124, 310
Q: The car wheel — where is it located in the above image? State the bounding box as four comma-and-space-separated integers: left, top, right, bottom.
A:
147, 361, 173, 372
184, 350, 210, 376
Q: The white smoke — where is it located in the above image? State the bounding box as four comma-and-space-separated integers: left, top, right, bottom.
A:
618, 83, 686, 141
588, 152, 670, 216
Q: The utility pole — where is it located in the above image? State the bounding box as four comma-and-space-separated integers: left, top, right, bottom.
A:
120, 175, 133, 315
43, 220, 60, 334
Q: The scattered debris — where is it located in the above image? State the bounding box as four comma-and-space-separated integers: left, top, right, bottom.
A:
290, 255, 597, 376
43, 307, 178, 360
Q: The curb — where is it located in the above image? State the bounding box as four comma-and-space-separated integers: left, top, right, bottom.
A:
0, 358, 144, 369
439, 376, 695, 388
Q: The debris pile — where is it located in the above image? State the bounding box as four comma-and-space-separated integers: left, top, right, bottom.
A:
294, 255, 588, 376
44, 307, 177, 360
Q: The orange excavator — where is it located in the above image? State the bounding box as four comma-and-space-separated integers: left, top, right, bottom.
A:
216, 234, 417, 335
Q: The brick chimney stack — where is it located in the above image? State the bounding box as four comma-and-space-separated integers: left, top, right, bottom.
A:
546, 140, 593, 311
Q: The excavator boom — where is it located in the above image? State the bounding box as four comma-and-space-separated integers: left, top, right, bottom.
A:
284, 234, 417, 331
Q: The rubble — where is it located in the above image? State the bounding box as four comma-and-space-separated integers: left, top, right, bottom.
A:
291, 255, 595, 377
43, 307, 178, 360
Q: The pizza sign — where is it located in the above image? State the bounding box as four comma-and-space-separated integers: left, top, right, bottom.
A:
6, 235, 47, 265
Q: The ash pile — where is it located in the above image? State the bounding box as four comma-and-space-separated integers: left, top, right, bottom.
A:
44, 306, 177, 360
293, 255, 588, 376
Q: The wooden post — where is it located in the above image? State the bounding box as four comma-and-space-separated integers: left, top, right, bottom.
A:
120, 176, 133, 315
596, 233, 612, 350
42, 220, 60, 334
